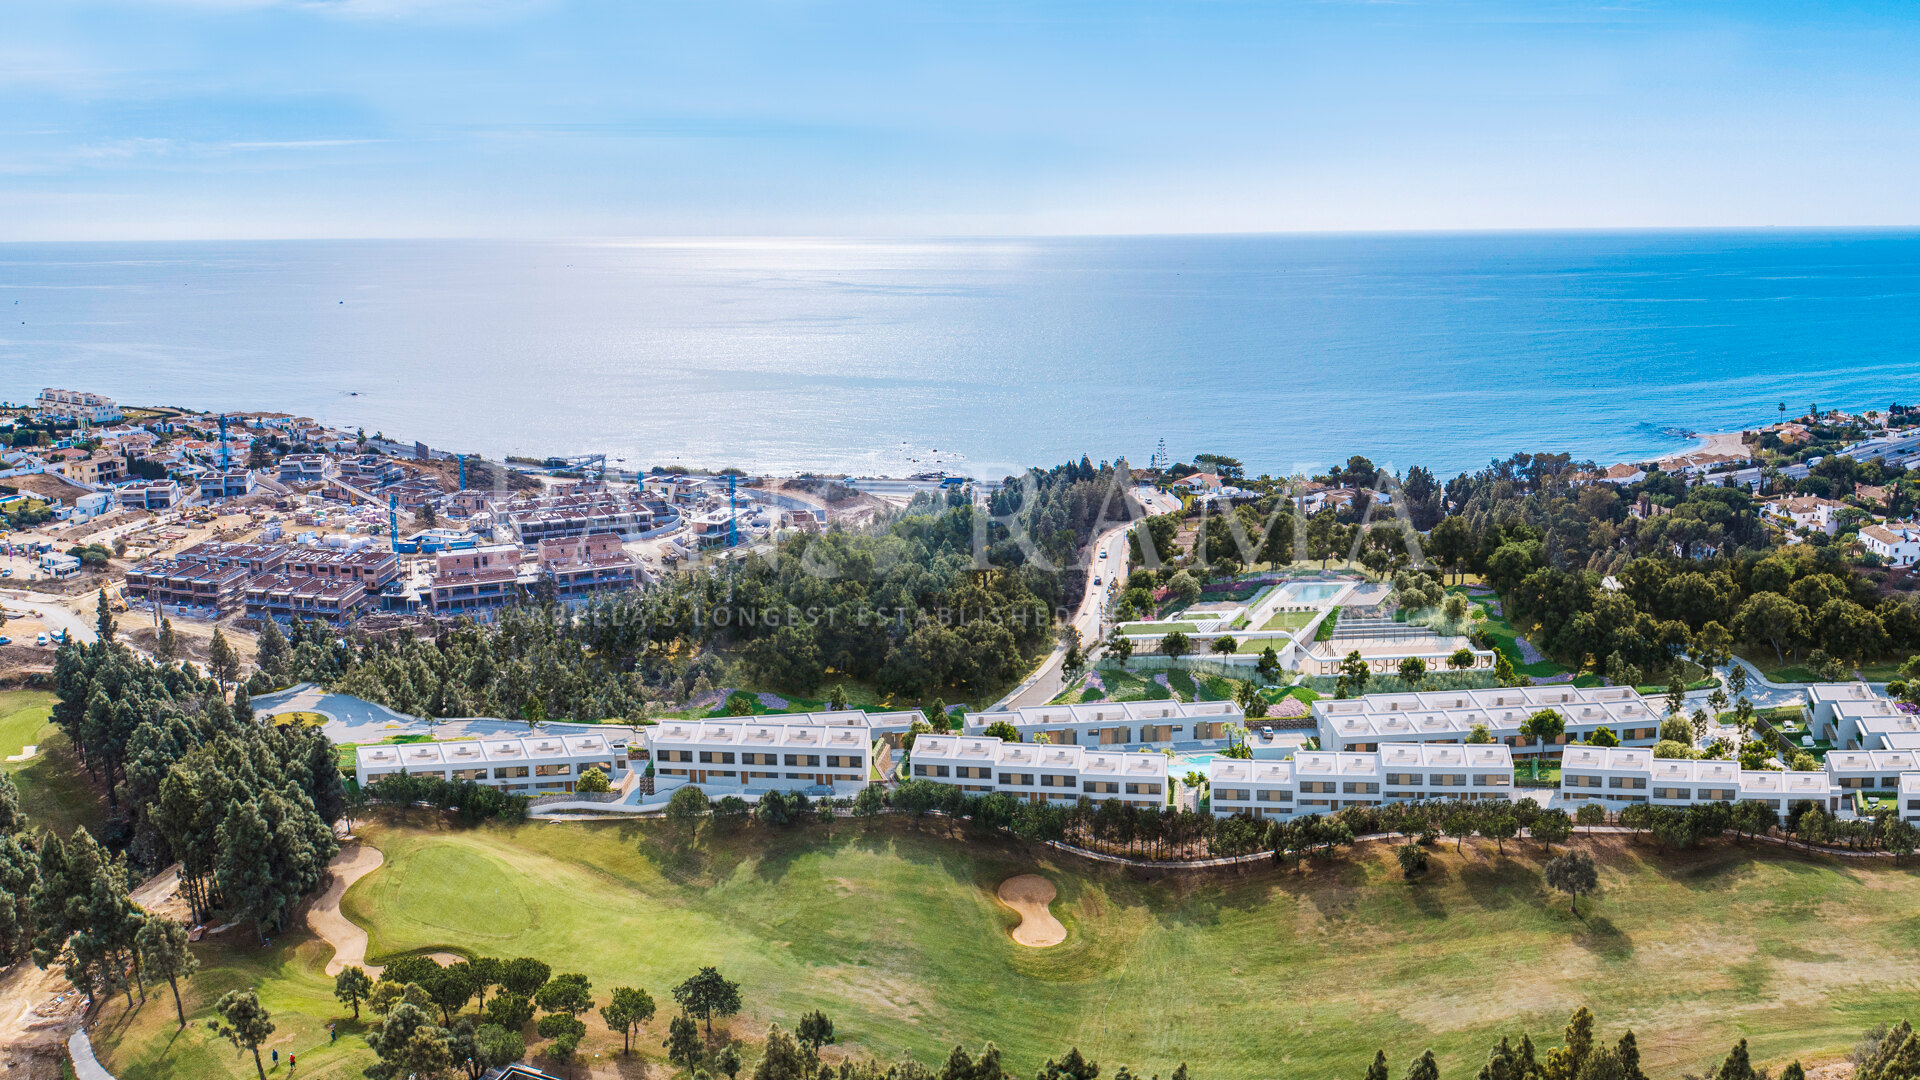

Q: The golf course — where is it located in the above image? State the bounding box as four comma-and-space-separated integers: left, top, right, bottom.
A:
88, 813, 1920, 1080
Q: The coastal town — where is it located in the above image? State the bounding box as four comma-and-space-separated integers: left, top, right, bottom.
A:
12, 386, 1920, 1080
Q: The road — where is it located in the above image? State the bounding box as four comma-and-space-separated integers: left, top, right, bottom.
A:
989, 521, 1133, 711
0, 589, 97, 646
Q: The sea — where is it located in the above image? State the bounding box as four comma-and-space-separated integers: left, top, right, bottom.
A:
3, 231, 1918, 481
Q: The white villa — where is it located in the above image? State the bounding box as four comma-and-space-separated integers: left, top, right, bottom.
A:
1860, 524, 1920, 568
1314, 684, 1659, 755
909, 734, 1169, 808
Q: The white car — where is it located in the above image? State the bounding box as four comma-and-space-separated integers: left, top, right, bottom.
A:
35, 633, 49, 647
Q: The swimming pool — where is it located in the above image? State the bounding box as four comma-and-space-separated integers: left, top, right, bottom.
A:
1276, 581, 1345, 604
1175, 752, 1220, 773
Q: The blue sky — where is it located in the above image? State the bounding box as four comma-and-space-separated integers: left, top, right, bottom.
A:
2, 0, 1917, 238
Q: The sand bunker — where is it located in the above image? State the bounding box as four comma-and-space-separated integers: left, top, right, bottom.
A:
997, 874, 1066, 948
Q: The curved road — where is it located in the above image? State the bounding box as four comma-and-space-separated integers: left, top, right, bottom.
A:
0, 590, 97, 647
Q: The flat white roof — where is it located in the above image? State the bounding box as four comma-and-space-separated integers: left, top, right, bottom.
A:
1560, 745, 1654, 771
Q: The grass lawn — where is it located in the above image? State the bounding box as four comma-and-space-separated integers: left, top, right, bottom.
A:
0, 690, 105, 838
1259, 610, 1316, 632
1735, 650, 1904, 685
1117, 621, 1199, 635
1475, 607, 1569, 679
93, 818, 1920, 1080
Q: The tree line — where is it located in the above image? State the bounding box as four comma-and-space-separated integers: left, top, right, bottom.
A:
0, 709, 203, 1028
258, 457, 1143, 718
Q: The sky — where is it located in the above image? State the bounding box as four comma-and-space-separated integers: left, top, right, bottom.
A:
1, 0, 1918, 239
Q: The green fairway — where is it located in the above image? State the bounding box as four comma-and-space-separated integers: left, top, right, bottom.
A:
0, 689, 104, 838
93, 816, 1920, 1080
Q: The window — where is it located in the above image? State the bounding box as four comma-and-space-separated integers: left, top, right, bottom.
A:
826, 755, 861, 768
1083, 781, 1119, 794
493, 766, 529, 779
1256, 789, 1291, 802
1299, 781, 1335, 794
1215, 788, 1250, 802
1429, 774, 1467, 787
1653, 787, 1690, 800
999, 772, 1035, 786
698, 751, 736, 765
784, 754, 821, 767
1607, 776, 1647, 790
1125, 782, 1162, 796
1342, 782, 1379, 794
1564, 774, 1602, 789
1384, 772, 1420, 786
1698, 788, 1737, 801
1473, 774, 1511, 787
958, 766, 992, 780
913, 764, 951, 778
1041, 774, 1077, 788
535, 763, 571, 776
742, 753, 777, 766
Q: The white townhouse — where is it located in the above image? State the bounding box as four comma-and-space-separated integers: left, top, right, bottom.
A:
909, 734, 1169, 809
644, 714, 875, 798
960, 699, 1243, 748
1645, 757, 1744, 807
1860, 524, 1920, 568
1314, 684, 1659, 756
1802, 686, 1920, 753
1559, 746, 1843, 815
1822, 750, 1920, 797
1901, 774, 1920, 825
1208, 744, 1514, 819
1558, 746, 1656, 805
1737, 769, 1838, 817
355, 732, 627, 795
1207, 759, 1297, 820
1376, 743, 1516, 804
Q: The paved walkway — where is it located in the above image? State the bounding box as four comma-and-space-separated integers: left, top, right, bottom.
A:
311, 842, 386, 976
68, 1031, 113, 1080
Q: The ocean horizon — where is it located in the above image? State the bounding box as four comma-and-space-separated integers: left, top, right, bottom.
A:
4, 230, 1918, 481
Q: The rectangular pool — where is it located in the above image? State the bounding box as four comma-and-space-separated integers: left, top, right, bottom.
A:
1276, 581, 1344, 604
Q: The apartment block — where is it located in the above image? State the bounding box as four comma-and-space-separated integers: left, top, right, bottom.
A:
492, 490, 661, 544
959, 699, 1244, 748
645, 714, 876, 798
1558, 745, 1843, 814
1208, 743, 1514, 819
355, 732, 628, 795
1315, 684, 1658, 755
117, 478, 192, 510
538, 532, 644, 600
35, 388, 122, 425
910, 734, 1169, 808
277, 455, 329, 484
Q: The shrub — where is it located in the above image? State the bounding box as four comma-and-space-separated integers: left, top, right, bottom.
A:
1396, 842, 1429, 878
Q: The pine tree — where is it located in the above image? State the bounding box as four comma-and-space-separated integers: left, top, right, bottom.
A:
208, 628, 241, 692
137, 916, 198, 1027
155, 618, 178, 665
